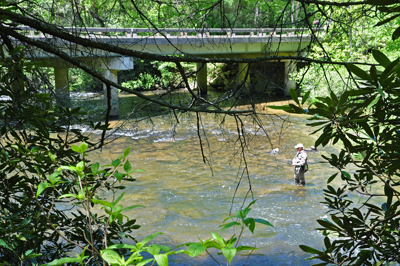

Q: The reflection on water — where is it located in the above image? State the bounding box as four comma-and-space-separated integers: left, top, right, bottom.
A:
89, 107, 343, 266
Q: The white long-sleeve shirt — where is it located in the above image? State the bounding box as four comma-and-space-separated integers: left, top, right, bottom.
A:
292, 149, 307, 166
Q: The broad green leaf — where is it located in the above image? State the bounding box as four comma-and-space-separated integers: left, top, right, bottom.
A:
24, 250, 33, 256
15, 235, 27, 241
384, 181, 393, 209
124, 160, 132, 174
393, 26, 400, 41
91, 199, 113, 208
112, 158, 121, 167
37, 182, 52, 198
79, 142, 88, 153
91, 162, 99, 174
327, 173, 338, 184
370, 65, 378, 83
71, 144, 81, 153
58, 165, 78, 172
299, 245, 321, 255
220, 221, 241, 231
101, 250, 123, 264
48, 171, 61, 184
375, 14, 400, 27
372, 50, 391, 67
139, 232, 163, 247
147, 244, 161, 255
158, 245, 171, 252
121, 205, 144, 212
212, 232, 226, 247
114, 173, 125, 182
76, 161, 85, 172
58, 194, 79, 199
137, 258, 154, 266
154, 254, 168, 266
254, 218, 274, 227
367, 95, 380, 109
23, 253, 41, 259
236, 245, 257, 252
244, 218, 255, 233
41, 258, 80, 266
0, 239, 11, 250
107, 244, 137, 250
48, 152, 56, 162
222, 247, 237, 264
377, 83, 384, 98
347, 64, 370, 81
290, 89, 299, 104
341, 171, 351, 180
123, 146, 131, 158
114, 192, 125, 205
125, 253, 142, 264
187, 243, 207, 257
302, 91, 310, 105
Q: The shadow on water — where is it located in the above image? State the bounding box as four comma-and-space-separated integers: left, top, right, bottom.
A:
84, 91, 344, 265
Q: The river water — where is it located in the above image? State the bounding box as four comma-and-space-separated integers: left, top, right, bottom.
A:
87, 100, 345, 266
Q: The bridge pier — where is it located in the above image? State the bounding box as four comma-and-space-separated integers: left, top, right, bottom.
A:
54, 67, 70, 107
196, 62, 207, 95
284, 60, 297, 96
103, 69, 120, 119
50, 57, 133, 119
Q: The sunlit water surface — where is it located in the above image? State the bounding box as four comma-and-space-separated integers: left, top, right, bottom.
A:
87, 103, 352, 266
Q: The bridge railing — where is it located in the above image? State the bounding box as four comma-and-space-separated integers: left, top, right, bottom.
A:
15, 26, 325, 38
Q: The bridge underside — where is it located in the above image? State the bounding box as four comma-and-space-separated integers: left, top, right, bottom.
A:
20, 35, 310, 118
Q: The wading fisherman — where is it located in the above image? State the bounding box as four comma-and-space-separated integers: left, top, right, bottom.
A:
292, 143, 308, 186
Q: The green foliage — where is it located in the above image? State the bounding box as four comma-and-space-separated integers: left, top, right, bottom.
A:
178, 200, 273, 265
273, 49, 400, 264
69, 68, 102, 92
121, 60, 181, 91
0, 46, 139, 264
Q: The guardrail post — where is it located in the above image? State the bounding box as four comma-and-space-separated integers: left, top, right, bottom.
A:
103, 69, 120, 119
126, 29, 132, 37
54, 67, 70, 107
196, 62, 207, 95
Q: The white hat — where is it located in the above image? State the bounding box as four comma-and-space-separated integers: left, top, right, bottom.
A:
295, 143, 304, 149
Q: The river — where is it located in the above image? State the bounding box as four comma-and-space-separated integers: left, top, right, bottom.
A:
87, 99, 346, 266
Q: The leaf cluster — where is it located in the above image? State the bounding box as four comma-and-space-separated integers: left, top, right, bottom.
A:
272, 48, 400, 265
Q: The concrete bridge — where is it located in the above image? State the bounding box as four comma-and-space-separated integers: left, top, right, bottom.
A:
14, 27, 321, 118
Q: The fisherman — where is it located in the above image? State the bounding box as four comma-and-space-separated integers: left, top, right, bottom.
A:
292, 143, 308, 186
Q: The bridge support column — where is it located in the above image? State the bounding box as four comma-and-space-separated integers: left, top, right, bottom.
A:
284, 61, 297, 96
103, 69, 119, 119
238, 63, 250, 89
196, 62, 207, 95
54, 67, 70, 106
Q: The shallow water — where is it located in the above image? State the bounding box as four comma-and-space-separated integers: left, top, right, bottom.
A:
88, 107, 344, 266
